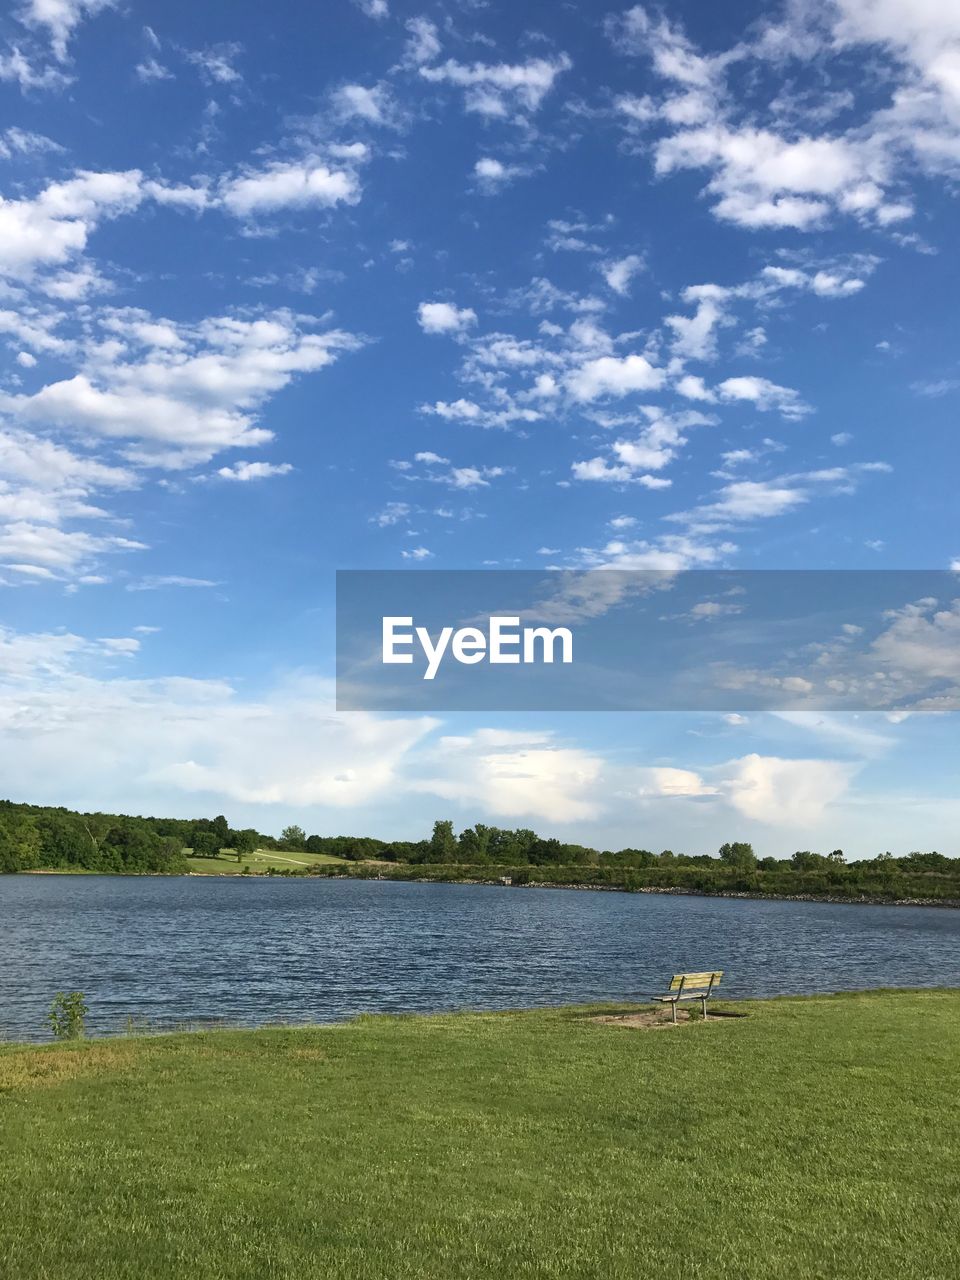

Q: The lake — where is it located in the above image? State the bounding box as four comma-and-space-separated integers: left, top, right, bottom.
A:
3, 875, 960, 1041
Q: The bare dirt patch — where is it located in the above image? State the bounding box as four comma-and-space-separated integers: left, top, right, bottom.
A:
591, 1007, 700, 1030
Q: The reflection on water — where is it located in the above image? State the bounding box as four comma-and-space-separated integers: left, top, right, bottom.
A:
3, 875, 959, 1040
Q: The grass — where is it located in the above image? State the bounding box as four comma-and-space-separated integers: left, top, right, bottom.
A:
1, 990, 958, 1279
184, 848, 348, 875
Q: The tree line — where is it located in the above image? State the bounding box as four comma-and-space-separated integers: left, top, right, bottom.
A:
2, 801, 958, 900
0, 801, 258, 874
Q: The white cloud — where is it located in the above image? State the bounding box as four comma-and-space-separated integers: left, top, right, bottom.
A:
0, 521, 143, 576
473, 157, 527, 191
631, 766, 719, 799
720, 753, 857, 825
656, 125, 882, 229
5, 310, 362, 465
185, 42, 243, 86
18, 0, 117, 62
415, 730, 603, 821
0, 427, 134, 492
717, 375, 811, 419
333, 82, 392, 124
675, 373, 715, 401
372, 502, 411, 527
418, 301, 478, 335
602, 254, 644, 295
219, 160, 360, 217
401, 546, 434, 560
0, 308, 362, 580
0, 635, 437, 811
0, 127, 62, 158
667, 464, 889, 531
666, 294, 729, 360
135, 57, 171, 83
419, 53, 572, 118
566, 353, 665, 401
126, 576, 218, 592
610, 5, 934, 230
0, 169, 143, 280
354, 0, 388, 18
215, 461, 293, 481
404, 16, 440, 65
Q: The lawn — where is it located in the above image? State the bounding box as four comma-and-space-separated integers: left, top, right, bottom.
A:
1, 991, 958, 1279
184, 848, 348, 875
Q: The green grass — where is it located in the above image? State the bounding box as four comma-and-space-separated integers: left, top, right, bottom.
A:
184, 848, 348, 875
2, 991, 959, 1279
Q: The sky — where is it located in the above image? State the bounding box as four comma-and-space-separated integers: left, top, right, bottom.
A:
0, 0, 959, 855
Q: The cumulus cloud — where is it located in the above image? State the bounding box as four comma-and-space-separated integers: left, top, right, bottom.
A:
0, 631, 437, 810
219, 159, 360, 217
608, 3, 937, 230
717, 375, 811, 419
4, 310, 362, 465
18, 0, 117, 62
419, 53, 572, 118
185, 42, 243, 86
0, 169, 143, 281
0, 308, 362, 580
719, 753, 857, 824
404, 16, 440, 66
414, 729, 603, 822
667, 464, 890, 532
332, 82, 395, 125
473, 157, 528, 192
602, 254, 645, 295
215, 461, 293, 481
353, 0, 388, 18
566, 353, 665, 401
417, 301, 478, 335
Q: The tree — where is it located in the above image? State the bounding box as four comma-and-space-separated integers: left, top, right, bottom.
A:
719, 841, 757, 869
427, 820, 457, 863
232, 829, 259, 855
0, 813, 40, 873
791, 850, 828, 872
280, 825, 307, 850
191, 831, 221, 859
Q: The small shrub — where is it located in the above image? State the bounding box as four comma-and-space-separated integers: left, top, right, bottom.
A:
48, 991, 89, 1040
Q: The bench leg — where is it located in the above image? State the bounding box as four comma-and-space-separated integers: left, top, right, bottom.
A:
671, 1001, 677, 1024
701, 995, 707, 1020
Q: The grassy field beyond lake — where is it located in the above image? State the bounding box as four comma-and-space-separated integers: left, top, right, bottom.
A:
2, 990, 958, 1280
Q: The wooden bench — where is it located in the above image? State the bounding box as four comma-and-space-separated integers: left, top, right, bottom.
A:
651, 971, 723, 1022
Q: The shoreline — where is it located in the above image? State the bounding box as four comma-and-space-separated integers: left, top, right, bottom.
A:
316, 872, 960, 910
14, 866, 960, 909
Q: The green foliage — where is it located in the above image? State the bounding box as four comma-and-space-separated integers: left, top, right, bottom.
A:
719, 841, 758, 869
426, 819, 457, 863
47, 991, 88, 1040
2, 797, 959, 904
280, 824, 307, 850
190, 831, 222, 860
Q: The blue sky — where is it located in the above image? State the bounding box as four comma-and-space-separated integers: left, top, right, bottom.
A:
1, 0, 959, 855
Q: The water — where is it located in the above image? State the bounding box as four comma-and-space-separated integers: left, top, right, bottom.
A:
3, 875, 960, 1041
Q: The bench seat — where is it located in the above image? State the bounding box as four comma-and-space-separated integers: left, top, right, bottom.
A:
651, 970, 723, 1022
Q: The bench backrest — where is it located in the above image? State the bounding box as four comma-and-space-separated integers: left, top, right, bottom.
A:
669, 971, 723, 993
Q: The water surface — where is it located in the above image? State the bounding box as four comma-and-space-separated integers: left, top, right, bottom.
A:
3, 875, 959, 1040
